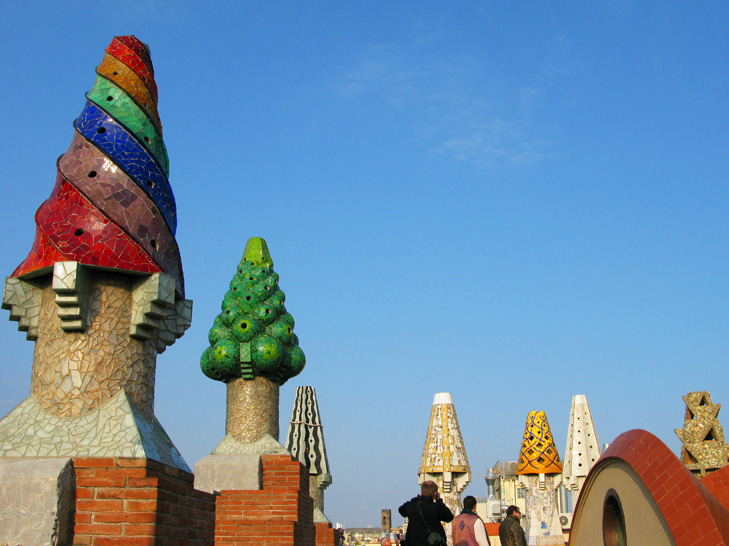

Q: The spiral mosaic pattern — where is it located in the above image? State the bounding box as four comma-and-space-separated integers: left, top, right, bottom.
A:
12, 36, 183, 297
517, 410, 563, 475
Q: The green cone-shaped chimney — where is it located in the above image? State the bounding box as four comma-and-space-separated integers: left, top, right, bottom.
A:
201, 237, 305, 385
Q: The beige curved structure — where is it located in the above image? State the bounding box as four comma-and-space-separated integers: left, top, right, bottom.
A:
570, 429, 729, 546
570, 459, 674, 546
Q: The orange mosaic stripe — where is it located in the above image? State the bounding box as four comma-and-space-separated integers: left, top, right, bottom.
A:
106, 38, 158, 105
96, 53, 162, 134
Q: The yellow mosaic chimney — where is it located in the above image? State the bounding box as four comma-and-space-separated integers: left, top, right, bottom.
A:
517, 410, 563, 475
419, 392, 470, 515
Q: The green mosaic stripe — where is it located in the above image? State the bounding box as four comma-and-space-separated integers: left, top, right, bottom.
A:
87, 75, 169, 176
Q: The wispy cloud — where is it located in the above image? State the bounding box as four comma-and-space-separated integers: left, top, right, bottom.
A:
337, 28, 562, 169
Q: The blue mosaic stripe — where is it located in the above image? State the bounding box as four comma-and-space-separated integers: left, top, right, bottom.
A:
87, 77, 170, 176
74, 100, 177, 234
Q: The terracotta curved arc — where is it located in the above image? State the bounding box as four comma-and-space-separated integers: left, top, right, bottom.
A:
57, 132, 184, 296
575, 429, 729, 546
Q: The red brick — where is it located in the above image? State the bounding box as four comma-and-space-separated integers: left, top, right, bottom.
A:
75, 512, 91, 523
74, 523, 123, 535
77, 476, 126, 488
95, 537, 155, 546
75, 488, 94, 499
76, 499, 124, 512
123, 523, 156, 535
125, 499, 157, 511
95, 467, 148, 478
74, 457, 116, 468
94, 511, 156, 524
127, 476, 158, 487
97, 487, 156, 500
72, 535, 93, 546
115, 458, 149, 468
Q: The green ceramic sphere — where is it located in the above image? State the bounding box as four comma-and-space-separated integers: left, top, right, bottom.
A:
267, 319, 293, 345
212, 337, 239, 372
200, 346, 220, 380
252, 335, 283, 371
289, 345, 306, 374
208, 315, 230, 345
232, 317, 262, 342
255, 302, 278, 325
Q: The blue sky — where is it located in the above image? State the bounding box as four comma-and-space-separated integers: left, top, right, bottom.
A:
1, 1, 728, 528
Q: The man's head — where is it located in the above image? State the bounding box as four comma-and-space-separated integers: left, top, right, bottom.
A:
506, 505, 521, 519
380, 537, 391, 546
462, 496, 477, 511
421, 480, 439, 498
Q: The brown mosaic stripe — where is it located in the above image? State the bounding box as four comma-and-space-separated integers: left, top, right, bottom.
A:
96, 53, 162, 134
58, 131, 184, 296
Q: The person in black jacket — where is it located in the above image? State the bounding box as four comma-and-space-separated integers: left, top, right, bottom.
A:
398, 481, 454, 546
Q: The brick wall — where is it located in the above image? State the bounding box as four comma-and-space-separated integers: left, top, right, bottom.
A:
702, 465, 729, 507
72, 457, 216, 546
314, 521, 339, 546
215, 454, 316, 546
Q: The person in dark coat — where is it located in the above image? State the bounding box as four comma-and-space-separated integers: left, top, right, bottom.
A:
398, 481, 454, 546
498, 505, 526, 546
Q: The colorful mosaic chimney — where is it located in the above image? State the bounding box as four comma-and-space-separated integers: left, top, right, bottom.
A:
0, 36, 191, 469
200, 237, 305, 455
517, 411, 564, 546
517, 411, 563, 475
419, 392, 470, 515
562, 395, 601, 509
12, 35, 183, 298
286, 386, 332, 523
675, 391, 729, 477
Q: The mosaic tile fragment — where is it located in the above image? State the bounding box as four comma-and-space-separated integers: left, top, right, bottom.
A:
52, 261, 89, 331
0, 391, 189, 472
2, 277, 43, 340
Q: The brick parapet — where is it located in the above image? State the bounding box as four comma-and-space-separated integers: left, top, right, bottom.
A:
314, 521, 339, 546
72, 457, 215, 546
214, 453, 316, 545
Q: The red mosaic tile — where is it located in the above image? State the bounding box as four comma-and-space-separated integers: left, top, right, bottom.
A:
106, 38, 158, 105
14, 177, 160, 277
115, 36, 154, 75
13, 229, 65, 277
